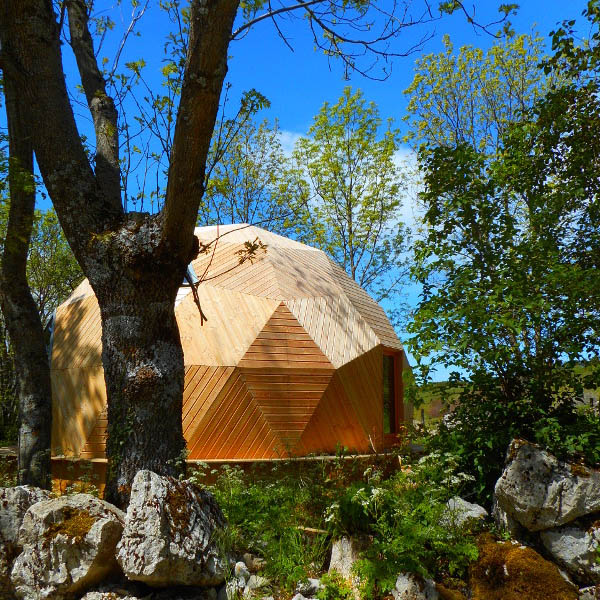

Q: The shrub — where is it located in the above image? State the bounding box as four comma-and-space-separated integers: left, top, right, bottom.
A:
430, 371, 600, 507
197, 452, 480, 598
324, 453, 478, 597
317, 571, 354, 600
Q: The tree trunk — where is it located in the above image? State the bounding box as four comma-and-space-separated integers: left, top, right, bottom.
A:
90, 215, 195, 508
0, 0, 237, 505
0, 76, 52, 489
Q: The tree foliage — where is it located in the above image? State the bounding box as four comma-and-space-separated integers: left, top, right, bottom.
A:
406, 10, 600, 503
404, 31, 554, 155
201, 93, 309, 235
0, 0, 517, 504
294, 87, 409, 301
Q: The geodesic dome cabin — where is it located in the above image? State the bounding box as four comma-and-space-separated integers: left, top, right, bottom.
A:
50, 225, 412, 467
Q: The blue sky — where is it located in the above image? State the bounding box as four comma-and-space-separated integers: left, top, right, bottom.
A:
35, 1, 592, 380
223, 2, 589, 135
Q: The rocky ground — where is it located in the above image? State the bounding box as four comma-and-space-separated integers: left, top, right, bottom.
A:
1, 440, 599, 600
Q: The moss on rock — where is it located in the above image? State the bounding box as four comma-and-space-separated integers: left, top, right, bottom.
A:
469, 534, 577, 600
44, 507, 97, 543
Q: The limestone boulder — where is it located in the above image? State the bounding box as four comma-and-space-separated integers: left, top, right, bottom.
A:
541, 525, 600, 585
494, 440, 600, 531
81, 584, 218, 600
328, 536, 369, 579
116, 470, 228, 587
491, 496, 523, 538
579, 586, 600, 599
441, 497, 488, 530
392, 573, 439, 600
295, 578, 322, 597
0, 486, 51, 600
11, 493, 125, 600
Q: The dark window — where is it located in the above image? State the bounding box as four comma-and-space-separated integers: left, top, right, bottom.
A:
383, 354, 396, 434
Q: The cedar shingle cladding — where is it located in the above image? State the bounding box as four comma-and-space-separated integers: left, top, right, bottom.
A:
51, 224, 410, 460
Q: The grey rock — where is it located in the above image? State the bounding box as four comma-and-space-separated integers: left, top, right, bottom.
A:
242, 553, 265, 573
492, 496, 523, 538
0, 486, 51, 547
580, 586, 600, 599
393, 573, 439, 600
291, 595, 308, 600
234, 561, 250, 583
441, 497, 488, 529
220, 577, 245, 600
494, 440, 600, 531
11, 493, 125, 600
0, 486, 51, 600
246, 575, 269, 591
80, 589, 143, 600
295, 578, 322, 597
116, 470, 228, 587
329, 536, 369, 579
541, 525, 600, 585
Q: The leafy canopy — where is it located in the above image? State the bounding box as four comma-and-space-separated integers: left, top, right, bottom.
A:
294, 87, 409, 302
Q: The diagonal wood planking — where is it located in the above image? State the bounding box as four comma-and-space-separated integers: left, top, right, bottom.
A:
51, 225, 409, 467
286, 295, 379, 369
295, 372, 371, 455
186, 368, 280, 459
177, 285, 279, 366
239, 303, 334, 451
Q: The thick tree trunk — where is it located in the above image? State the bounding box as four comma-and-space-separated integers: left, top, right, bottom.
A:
90, 215, 195, 508
0, 76, 52, 488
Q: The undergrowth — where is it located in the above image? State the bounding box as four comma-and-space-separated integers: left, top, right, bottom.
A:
191, 451, 480, 598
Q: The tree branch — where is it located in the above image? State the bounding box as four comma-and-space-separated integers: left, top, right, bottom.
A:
162, 0, 239, 260
231, 0, 325, 39
67, 0, 121, 202
0, 0, 123, 261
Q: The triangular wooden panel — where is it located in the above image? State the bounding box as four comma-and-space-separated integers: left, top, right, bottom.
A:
238, 303, 334, 370
52, 296, 103, 369
176, 286, 279, 366
186, 369, 280, 460
325, 259, 403, 352
191, 241, 285, 299
182, 365, 234, 436
80, 405, 108, 459
295, 372, 371, 455
240, 370, 333, 451
268, 247, 345, 299
286, 296, 379, 369
195, 225, 319, 252
336, 346, 384, 451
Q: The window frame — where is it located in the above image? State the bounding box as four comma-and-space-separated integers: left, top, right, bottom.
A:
383, 348, 404, 446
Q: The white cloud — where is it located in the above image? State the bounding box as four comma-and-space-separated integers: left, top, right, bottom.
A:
393, 145, 425, 232
278, 129, 302, 157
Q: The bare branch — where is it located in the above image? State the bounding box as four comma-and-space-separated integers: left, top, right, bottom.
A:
67, 0, 121, 202
0, 0, 122, 257
109, 0, 150, 80
231, 0, 325, 39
